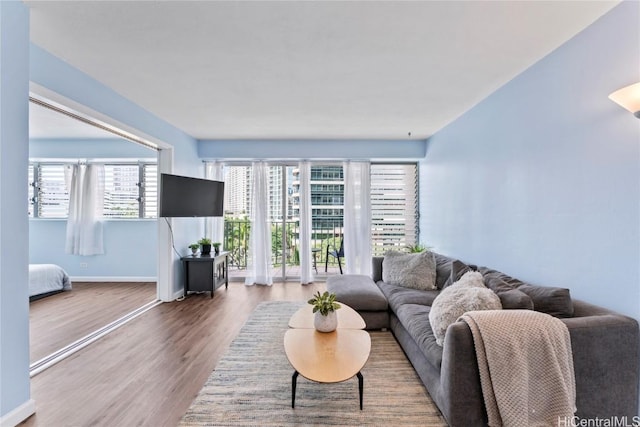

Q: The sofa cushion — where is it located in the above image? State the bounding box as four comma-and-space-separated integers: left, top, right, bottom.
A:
376, 281, 440, 313
429, 271, 502, 346
479, 267, 573, 317
442, 259, 475, 289
518, 284, 574, 318
326, 274, 388, 311
433, 252, 456, 289
483, 277, 534, 310
496, 288, 535, 310
382, 250, 437, 291
394, 303, 443, 370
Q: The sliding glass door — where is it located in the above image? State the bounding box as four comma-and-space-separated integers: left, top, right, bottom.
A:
220, 162, 418, 282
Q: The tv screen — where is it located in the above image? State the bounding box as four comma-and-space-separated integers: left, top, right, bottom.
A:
159, 173, 224, 217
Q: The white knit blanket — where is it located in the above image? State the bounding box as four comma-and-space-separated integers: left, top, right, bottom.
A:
459, 310, 576, 427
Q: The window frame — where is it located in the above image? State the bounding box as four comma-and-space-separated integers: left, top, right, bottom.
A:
29, 159, 158, 220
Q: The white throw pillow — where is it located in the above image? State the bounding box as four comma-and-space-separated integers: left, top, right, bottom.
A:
382, 250, 437, 291
428, 271, 502, 346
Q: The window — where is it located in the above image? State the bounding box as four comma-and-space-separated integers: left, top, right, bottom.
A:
103, 164, 140, 218
32, 163, 69, 218
29, 161, 157, 219
142, 164, 158, 219
370, 164, 418, 255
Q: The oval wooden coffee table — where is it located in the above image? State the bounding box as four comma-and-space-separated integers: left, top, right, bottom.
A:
284, 303, 371, 410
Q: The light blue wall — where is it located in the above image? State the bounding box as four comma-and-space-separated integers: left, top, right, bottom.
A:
30, 138, 155, 158
30, 44, 204, 297
1, 27, 203, 423
0, 0, 31, 421
29, 139, 157, 278
420, 1, 640, 318
199, 139, 427, 160
29, 220, 157, 278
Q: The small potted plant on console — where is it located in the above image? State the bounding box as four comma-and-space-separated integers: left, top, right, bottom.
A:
198, 237, 212, 255
212, 242, 221, 255
188, 243, 199, 256
308, 291, 341, 332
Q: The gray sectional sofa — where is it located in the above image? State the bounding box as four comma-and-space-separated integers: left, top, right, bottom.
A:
327, 252, 639, 426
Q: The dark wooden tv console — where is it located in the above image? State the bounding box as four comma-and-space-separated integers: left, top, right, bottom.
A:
181, 251, 229, 298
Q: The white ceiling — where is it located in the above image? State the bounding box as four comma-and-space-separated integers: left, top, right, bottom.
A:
26, 1, 618, 140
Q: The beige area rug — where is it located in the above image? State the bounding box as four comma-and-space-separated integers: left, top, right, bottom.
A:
179, 301, 447, 426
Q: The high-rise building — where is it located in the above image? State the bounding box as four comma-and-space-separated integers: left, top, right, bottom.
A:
292, 165, 344, 238
223, 166, 249, 217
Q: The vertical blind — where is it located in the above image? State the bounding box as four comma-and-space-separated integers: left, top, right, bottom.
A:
33, 163, 69, 218
370, 164, 418, 256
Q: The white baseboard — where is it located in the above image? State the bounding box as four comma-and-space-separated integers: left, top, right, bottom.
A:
70, 276, 157, 282
1, 399, 35, 427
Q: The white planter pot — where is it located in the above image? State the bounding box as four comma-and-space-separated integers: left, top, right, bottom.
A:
314, 310, 338, 332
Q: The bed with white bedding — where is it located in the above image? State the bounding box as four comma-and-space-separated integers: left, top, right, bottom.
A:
29, 264, 72, 300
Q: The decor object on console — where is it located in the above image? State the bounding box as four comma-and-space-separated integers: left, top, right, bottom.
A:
307, 291, 341, 332
212, 242, 221, 255
609, 81, 640, 118
188, 243, 199, 255
198, 237, 212, 255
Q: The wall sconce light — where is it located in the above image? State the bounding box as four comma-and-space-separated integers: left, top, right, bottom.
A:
609, 82, 640, 118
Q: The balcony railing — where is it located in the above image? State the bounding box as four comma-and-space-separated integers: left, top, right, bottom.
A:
223, 218, 344, 272
223, 217, 414, 276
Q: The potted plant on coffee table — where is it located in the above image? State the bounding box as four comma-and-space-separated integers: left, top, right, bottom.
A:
308, 291, 341, 332
198, 237, 212, 255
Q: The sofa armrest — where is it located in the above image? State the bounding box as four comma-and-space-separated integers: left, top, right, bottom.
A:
439, 322, 486, 426
562, 307, 639, 419
440, 304, 639, 424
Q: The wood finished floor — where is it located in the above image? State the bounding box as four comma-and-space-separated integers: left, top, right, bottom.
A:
21, 281, 325, 427
29, 282, 157, 363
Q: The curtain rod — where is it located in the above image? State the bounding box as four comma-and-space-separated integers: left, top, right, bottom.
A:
30, 158, 156, 164
29, 96, 159, 152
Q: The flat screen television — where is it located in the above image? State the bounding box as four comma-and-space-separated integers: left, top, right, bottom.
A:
159, 173, 224, 217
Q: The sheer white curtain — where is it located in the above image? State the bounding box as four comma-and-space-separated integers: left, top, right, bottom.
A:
245, 162, 273, 286
298, 161, 314, 284
65, 164, 105, 255
343, 161, 372, 276
205, 161, 225, 246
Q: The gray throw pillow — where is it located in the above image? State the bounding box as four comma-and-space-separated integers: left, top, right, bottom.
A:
480, 267, 573, 317
518, 284, 574, 318
484, 277, 534, 310
429, 271, 502, 346
382, 250, 437, 291
442, 259, 474, 289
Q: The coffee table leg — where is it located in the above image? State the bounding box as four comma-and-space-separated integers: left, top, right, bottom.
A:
357, 371, 364, 410
292, 371, 299, 408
